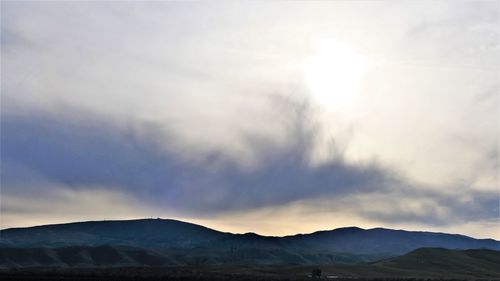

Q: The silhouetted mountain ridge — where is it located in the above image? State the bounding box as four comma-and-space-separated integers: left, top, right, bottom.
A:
1, 218, 498, 267
1, 219, 230, 248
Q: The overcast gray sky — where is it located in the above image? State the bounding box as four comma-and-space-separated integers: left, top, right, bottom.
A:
1, 1, 498, 239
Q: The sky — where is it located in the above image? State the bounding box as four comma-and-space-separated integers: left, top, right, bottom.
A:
1, 1, 499, 239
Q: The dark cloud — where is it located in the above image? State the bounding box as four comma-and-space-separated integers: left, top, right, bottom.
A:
353, 188, 499, 226
435, 189, 499, 223
1, 100, 394, 214
1, 99, 497, 226
1, 109, 190, 210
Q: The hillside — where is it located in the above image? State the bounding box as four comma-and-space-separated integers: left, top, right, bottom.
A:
0, 245, 385, 267
284, 227, 499, 254
309, 248, 500, 279
1, 218, 498, 267
1, 248, 499, 280
371, 247, 500, 277
0, 219, 229, 248
0, 245, 174, 268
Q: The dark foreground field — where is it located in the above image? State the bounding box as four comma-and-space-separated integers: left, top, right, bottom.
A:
1, 264, 500, 281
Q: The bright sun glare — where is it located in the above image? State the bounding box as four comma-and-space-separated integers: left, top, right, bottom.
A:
305, 40, 368, 111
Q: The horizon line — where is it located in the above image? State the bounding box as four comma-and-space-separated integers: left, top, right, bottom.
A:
1, 217, 498, 241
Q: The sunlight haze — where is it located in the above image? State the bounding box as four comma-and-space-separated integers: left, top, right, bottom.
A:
1, 1, 498, 240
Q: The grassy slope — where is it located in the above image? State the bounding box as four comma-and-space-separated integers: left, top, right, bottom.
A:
285, 248, 500, 279
1, 247, 499, 279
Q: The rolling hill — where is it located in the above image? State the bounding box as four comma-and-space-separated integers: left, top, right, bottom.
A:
0, 219, 229, 248
1, 248, 499, 279
283, 226, 499, 254
0, 245, 174, 268
1, 218, 498, 267
307, 248, 500, 279
371, 247, 500, 278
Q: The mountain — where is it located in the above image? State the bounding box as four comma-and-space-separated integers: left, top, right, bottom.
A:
1, 218, 498, 267
0, 219, 229, 248
283, 226, 499, 255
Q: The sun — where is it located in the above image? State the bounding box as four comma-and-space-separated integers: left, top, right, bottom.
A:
304, 40, 368, 111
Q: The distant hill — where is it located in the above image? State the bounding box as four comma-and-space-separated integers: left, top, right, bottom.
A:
0, 219, 229, 248
371, 247, 500, 278
0, 219, 498, 267
283, 226, 499, 255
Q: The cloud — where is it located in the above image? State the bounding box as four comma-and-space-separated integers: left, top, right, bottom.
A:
347, 189, 499, 226
192, 193, 499, 239
0, 99, 394, 214
1, 99, 497, 235
1, 1, 498, 238
0, 186, 153, 229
